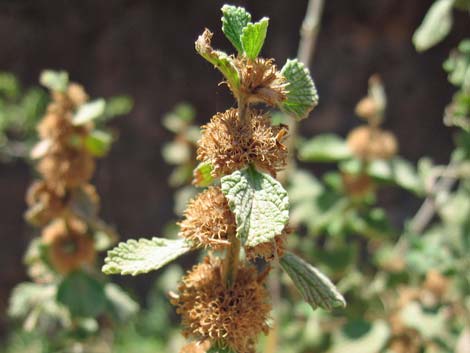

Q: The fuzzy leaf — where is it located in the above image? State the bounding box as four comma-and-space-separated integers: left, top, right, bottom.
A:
221, 5, 251, 53
241, 18, 269, 59
280, 59, 319, 120
195, 29, 240, 89
299, 134, 352, 162
280, 252, 346, 311
103, 237, 192, 276
40, 70, 69, 92
193, 162, 214, 187
221, 167, 289, 247
413, 0, 455, 52
73, 99, 106, 125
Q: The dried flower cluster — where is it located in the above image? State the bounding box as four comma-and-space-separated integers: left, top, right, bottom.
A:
197, 108, 288, 178
171, 257, 271, 353
25, 81, 103, 275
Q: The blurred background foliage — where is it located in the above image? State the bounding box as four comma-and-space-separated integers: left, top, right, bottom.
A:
0, 0, 470, 352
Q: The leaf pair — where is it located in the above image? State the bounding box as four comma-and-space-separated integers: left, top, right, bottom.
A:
221, 5, 269, 59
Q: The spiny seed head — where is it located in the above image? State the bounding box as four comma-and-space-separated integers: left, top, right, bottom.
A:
178, 187, 235, 250
236, 57, 287, 106
171, 257, 271, 353
347, 126, 398, 161
197, 108, 288, 177
42, 218, 96, 275
37, 147, 96, 191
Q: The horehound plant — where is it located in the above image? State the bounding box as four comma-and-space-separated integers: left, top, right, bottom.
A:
103, 5, 345, 353
8, 71, 137, 351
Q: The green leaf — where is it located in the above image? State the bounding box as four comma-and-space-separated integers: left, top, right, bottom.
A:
102, 237, 192, 276
193, 162, 214, 187
299, 134, 352, 162
221, 167, 289, 247
241, 18, 269, 59
280, 252, 346, 311
329, 320, 390, 353
39, 70, 69, 92
57, 271, 106, 318
103, 95, 133, 120
413, 0, 455, 52
400, 302, 448, 340
195, 29, 240, 89
72, 98, 106, 125
105, 283, 139, 322
221, 5, 251, 53
84, 129, 112, 157
280, 59, 319, 120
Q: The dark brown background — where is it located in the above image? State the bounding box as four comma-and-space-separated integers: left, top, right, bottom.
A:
0, 0, 468, 337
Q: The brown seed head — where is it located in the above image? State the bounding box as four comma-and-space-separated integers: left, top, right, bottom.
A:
25, 180, 67, 225
355, 96, 379, 120
179, 187, 234, 250
235, 57, 287, 106
245, 227, 291, 262
66, 83, 89, 108
171, 257, 271, 353
347, 126, 398, 161
179, 340, 211, 353
197, 108, 288, 177
424, 269, 449, 299
341, 172, 375, 198
42, 218, 96, 274
38, 147, 95, 191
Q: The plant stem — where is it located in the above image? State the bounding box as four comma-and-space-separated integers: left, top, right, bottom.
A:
410, 159, 458, 234
281, 0, 325, 182
266, 3, 325, 353
223, 233, 241, 287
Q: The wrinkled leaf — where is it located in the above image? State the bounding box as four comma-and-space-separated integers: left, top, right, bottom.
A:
280, 252, 346, 311
280, 59, 319, 120
221, 167, 289, 247
103, 237, 192, 276
221, 5, 251, 53
72, 99, 106, 125
241, 18, 269, 59
413, 0, 455, 52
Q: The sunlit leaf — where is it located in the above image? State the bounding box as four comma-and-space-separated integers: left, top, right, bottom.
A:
413, 0, 455, 52
72, 99, 106, 125
102, 237, 192, 276
280, 252, 346, 311
241, 18, 269, 59
221, 166, 289, 247
280, 59, 319, 120
221, 5, 251, 53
